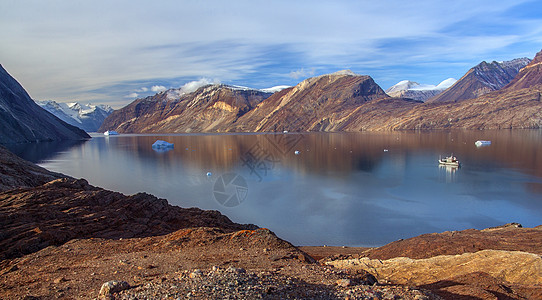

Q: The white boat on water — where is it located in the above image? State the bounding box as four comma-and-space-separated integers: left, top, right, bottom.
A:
104, 130, 119, 136
475, 140, 491, 147
439, 154, 460, 167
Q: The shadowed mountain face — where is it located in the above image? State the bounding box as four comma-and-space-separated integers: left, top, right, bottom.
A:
427, 58, 531, 103
0, 65, 90, 145
504, 50, 542, 91
99, 84, 271, 133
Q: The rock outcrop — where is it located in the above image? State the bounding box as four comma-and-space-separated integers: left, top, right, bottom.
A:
0, 176, 257, 260
0, 145, 65, 191
365, 223, 542, 260
427, 58, 531, 103
0, 65, 90, 145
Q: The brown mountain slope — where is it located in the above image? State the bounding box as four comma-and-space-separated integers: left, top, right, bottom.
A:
353, 84, 542, 130
427, 58, 530, 103
504, 49, 542, 90
233, 70, 391, 132
99, 84, 271, 133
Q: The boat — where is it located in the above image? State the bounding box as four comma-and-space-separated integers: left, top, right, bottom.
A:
103, 130, 119, 136
439, 154, 460, 167
475, 140, 491, 147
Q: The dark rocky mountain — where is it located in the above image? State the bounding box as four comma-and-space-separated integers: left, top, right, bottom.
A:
427, 58, 531, 103
35, 100, 113, 132
99, 84, 272, 133
503, 49, 542, 91
0, 65, 90, 145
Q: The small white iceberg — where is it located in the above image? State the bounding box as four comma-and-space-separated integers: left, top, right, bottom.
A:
104, 130, 118, 136
475, 140, 491, 147
152, 140, 174, 149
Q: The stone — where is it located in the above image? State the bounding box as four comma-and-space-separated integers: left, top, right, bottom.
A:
99, 280, 130, 297
336, 279, 351, 287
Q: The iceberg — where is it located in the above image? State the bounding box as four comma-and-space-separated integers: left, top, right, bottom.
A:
104, 130, 118, 136
152, 140, 174, 149
475, 140, 491, 147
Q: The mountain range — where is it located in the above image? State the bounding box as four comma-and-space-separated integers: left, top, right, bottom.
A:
0, 65, 89, 145
100, 50, 542, 132
35, 100, 113, 132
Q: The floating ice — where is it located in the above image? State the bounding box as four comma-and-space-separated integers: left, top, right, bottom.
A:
152, 140, 174, 149
475, 140, 491, 147
104, 130, 118, 136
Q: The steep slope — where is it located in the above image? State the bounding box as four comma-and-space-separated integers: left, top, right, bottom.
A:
386, 78, 456, 102
428, 58, 531, 103
234, 70, 391, 132
503, 49, 542, 90
99, 84, 271, 133
35, 100, 113, 132
0, 65, 90, 145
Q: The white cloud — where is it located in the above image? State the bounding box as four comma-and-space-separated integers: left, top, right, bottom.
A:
166, 78, 220, 100
289, 68, 315, 79
125, 92, 139, 98
137, 87, 149, 92
151, 85, 167, 92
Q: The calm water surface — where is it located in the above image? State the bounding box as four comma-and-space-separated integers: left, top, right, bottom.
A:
10, 131, 542, 247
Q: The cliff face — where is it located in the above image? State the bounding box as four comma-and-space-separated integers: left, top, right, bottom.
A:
427, 58, 531, 103
0, 65, 90, 145
99, 84, 271, 133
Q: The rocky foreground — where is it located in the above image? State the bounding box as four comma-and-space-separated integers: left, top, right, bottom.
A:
1, 145, 542, 299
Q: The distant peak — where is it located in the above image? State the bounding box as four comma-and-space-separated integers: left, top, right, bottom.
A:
436, 78, 457, 89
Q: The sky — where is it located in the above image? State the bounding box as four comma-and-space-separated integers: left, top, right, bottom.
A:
1, 0, 542, 108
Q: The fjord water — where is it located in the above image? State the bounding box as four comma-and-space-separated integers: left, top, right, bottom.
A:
15, 131, 542, 247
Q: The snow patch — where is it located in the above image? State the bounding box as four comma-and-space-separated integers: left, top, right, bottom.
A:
260, 85, 290, 93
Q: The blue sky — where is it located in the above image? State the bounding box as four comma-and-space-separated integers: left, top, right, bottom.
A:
1, 0, 541, 108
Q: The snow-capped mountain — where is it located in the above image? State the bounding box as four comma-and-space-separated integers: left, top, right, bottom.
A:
386, 78, 456, 102
35, 100, 114, 132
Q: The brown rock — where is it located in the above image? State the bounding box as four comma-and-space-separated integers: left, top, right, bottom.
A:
0, 177, 256, 260
366, 225, 542, 260
327, 249, 542, 286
